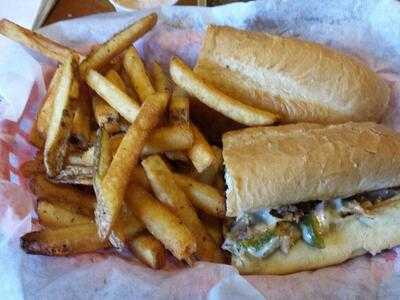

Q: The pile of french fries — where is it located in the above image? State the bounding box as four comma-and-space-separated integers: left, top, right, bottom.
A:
1, 13, 277, 269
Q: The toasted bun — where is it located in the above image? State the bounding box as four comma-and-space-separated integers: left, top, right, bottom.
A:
232, 195, 400, 275
223, 122, 400, 216
194, 26, 390, 125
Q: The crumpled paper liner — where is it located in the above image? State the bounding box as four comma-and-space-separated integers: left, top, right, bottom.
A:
1, 0, 400, 298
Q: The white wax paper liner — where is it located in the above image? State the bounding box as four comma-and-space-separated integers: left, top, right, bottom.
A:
1, 0, 400, 299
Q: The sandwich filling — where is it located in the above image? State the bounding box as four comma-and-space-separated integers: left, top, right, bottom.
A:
223, 187, 400, 260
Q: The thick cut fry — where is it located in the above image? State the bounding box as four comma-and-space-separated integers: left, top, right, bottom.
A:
187, 124, 215, 173
67, 147, 94, 166
86, 70, 140, 123
91, 69, 127, 133
109, 133, 124, 156
93, 129, 124, 249
52, 165, 94, 185
30, 174, 95, 216
44, 56, 75, 177
37, 200, 92, 227
125, 185, 196, 261
169, 93, 189, 124
95, 134, 151, 188
71, 85, 91, 148
142, 125, 193, 156
120, 68, 139, 99
128, 233, 166, 269
91, 131, 145, 250
93, 129, 112, 181
214, 172, 226, 195
92, 96, 121, 134
69, 78, 80, 99
123, 47, 155, 103
199, 212, 223, 245
108, 204, 145, 250
95, 92, 168, 239
130, 167, 151, 190
106, 69, 127, 92
170, 57, 278, 126
165, 151, 189, 162
173, 173, 225, 218
21, 224, 109, 256
167, 88, 190, 162
79, 13, 157, 77
109, 125, 193, 157
0, 19, 84, 63
196, 146, 223, 184
37, 67, 63, 137
150, 61, 170, 93
142, 155, 224, 262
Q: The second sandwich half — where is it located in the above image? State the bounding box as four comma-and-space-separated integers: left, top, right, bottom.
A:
222, 122, 400, 274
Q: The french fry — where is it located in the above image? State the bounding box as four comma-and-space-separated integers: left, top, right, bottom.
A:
95, 92, 168, 239
123, 47, 155, 103
51, 165, 94, 186
71, 85, 91, 148
187, 124, 215, 173
128, 233, 166, 269
30, 174, 95, 217
86, 69, 140, 123
109, 133, 124, 156
95, 134, 150, 188
69, 78, 80, 99
44, 56, 75, 177
142, 124, 194, 156
93, 129, 112, 182
92, 69, 127, 133
108, 204, 145, 250
106, 69, 127, 92
92, 128, 123, 247
125, 185, 196, 261
150, 61, 170, 93
109, 125, 193, 157
79, 13, 157, 77
173, 173, 226, 218
142, 155, 224, 262
92, 130, 145, 250
199, 212, 223, 246
214, 172, 226, 195
37, 66, 63, 138
37, 200, 93, 227
169, 90, 190, 124
130, 166, 151, 191
165, 151, 189, 162
166, 87, 190, 161
170, 57, 278, 126
0, 19, 84, 63
196, 146, 223, 184
20, 224, 109, 256
92, 95, 121, 134
119, 207, 145, 239
67, 147, 94, 166
120, 67, 139, 100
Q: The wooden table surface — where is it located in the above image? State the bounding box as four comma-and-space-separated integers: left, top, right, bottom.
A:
45, 0, 198, 26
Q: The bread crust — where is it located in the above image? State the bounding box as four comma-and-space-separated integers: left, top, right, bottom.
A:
223, 122, 400, 216
194, 26, 390, 125
232, 194, 400, 275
